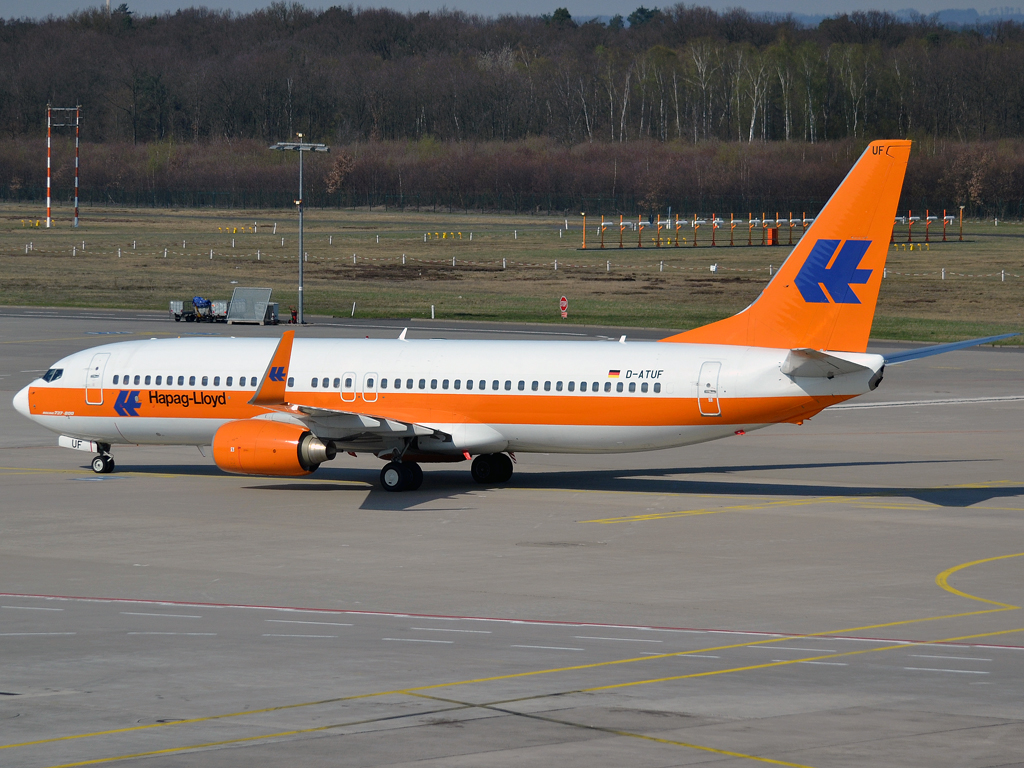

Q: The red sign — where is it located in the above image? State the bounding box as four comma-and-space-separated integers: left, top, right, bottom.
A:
559, 296, 568, 318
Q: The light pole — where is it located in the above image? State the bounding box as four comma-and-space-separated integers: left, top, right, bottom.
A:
269, 134, 329, 324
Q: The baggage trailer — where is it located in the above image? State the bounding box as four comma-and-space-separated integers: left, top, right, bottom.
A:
169, 297, 228, 323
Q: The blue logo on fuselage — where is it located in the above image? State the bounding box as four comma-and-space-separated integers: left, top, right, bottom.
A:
113, 390, 142, 416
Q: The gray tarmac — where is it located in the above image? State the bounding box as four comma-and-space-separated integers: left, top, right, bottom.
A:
1, 308, 1023, 768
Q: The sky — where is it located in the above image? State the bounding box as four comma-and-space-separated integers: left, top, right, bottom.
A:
2, 0, 1014, 20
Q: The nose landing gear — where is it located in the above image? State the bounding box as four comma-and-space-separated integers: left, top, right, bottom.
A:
91, 453, 114, 474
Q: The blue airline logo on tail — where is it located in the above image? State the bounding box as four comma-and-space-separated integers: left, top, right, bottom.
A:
113, 390, 142, 417
794, 239, 873, 304
269, 366, 286, 382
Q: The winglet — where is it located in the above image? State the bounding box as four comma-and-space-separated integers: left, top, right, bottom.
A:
250, 331, 294, 406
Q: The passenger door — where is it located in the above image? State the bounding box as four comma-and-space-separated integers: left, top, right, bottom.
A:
697, 362, 722, 417
85, 353, 110, 406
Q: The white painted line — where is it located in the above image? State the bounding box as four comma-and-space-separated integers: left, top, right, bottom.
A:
512, 645, 585, 651
0, 632, 76, 636
265, 619, 353, 627
382, 637, 453, 644
835, 395, 1024, 410
121, 612, 201, 619
411, 627, 491, 634
749, 646, 836, 653
128, 632, 217, 636
1, 605, 63, 611
903, 667, 989, 675
781, 661, 848, 666
262, 634, 338, 639
910, 655, 991, 662
574, 636, 662, 643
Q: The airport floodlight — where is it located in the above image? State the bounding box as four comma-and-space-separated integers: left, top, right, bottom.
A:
269, 136, 329, 324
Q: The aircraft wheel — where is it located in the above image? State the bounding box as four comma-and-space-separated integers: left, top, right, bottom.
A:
492, 453, 513, 483
406, 462, 423, 491
380, 461, 407, 492
92, 455, 114, 474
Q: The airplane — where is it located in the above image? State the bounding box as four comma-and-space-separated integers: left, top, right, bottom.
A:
12, 139, 1018, 491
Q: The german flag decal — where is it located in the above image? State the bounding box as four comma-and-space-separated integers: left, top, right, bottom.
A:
608, 370, 620, 378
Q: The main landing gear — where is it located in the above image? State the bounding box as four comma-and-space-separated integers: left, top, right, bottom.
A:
380, 461, 424, 492
471, 453, 513, 485
91, 453, 115, 474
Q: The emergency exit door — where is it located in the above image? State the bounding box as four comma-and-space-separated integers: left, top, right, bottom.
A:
697, 361, 722, 416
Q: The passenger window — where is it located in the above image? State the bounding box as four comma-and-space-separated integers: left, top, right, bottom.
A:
189, 376, 196, 386
580, 382, 587, 392
287, 377, 294, 387
629, 382, 636, 392
226, 376, 232, 386
323, 377, 330, 388
250, 377, 257, 387
431, 379, 437, 390
201, 376, 208, 386
311, 378, 318, 388
480, 380, 487, 390
556, 381, 563, 391
544, 381, 551, 391
568, 381, 575, 392
407, 379, 414, 389
531, 381, 538, 391
616, 382, 623, 392
592, 382, 598, 392
442, 379, 449, 390
133, 375, 140, 385
419, 379, 426, 389
454, 380, 460, 390
492, 380, 499, 390
143, 375, 150, 385
380, 379, 387, 389
345, 377, 353, 388
504, 380, 512, 391
604, 382, 611, 392
213, 376, 219, 386
113, 375, 119, 385
466, 380, 473, 390
367, 378, 374, 388
178, 376, 184, 386
654, 382, 661, 393
641, 382, 648, 393
394, 378, 401, 390
518, 381, 525, 391
334, 378, 341, 388
155, 376, 162, 385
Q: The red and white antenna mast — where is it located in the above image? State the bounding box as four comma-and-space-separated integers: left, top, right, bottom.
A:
46, 104, 82, 228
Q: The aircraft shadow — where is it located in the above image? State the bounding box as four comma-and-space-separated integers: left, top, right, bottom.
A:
103, 458, 1023, 512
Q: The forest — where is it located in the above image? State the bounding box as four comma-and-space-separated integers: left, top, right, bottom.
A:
1, 4, 1023, 215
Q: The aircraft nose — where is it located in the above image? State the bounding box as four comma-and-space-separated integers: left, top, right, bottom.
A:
13, 385, 31, 418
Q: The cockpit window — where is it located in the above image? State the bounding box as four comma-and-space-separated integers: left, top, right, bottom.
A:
42, 368, 63, 382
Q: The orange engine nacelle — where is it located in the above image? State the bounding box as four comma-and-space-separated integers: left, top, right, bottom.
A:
212, 419, 336, 477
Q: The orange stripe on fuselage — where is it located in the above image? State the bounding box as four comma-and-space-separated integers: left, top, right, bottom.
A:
28, 387, 852, 428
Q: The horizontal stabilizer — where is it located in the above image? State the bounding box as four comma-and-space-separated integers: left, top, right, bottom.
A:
884, 333, 1020, 365
782, 348, 872, 378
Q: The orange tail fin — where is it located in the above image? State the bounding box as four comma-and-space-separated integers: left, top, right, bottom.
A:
661, 140, 911, 353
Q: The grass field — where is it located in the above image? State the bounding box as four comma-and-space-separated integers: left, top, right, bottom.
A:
2, 202, 1022, 342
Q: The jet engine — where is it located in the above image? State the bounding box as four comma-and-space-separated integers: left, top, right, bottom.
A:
212, 419, 336, 476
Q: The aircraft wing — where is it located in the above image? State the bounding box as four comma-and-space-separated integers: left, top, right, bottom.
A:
247, 331, 449, 442
883, 333, 1020, 365
274, 402, 443, 438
